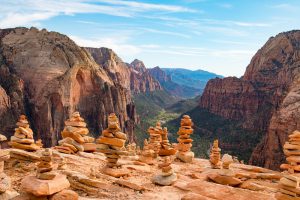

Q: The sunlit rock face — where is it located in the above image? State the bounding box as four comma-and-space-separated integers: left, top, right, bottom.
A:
199, 30, 300, 170
0, 27, 137, 146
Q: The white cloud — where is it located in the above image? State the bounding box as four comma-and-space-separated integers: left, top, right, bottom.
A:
141, 28, 191, 39
0, 0, 194, 28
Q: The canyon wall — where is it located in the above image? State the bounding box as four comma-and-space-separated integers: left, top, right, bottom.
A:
0, 27, 139, 146
199, 30, 300, 169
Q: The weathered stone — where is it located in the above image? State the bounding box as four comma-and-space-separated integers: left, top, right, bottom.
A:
21, 175, 70, 196
207, 173, 242, 186
152, 173, 177, 186
50, 190, 78, 200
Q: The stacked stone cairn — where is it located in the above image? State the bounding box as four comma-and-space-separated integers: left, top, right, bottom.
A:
0, 134, 17, 199
210, 140, 221, 169
276, 175, 300, 200
158, 127, 177, 156
126, 142, 137, 156
138, 139, 155, 165
147, 123, 162, 157
176, 115, 194, 163
54, 112, 95, 154
281, 130, 300, 173
36, 149, 56, 180
152, 156, 177, 186
222, 154, 233, 169
20, 148, 73, 199
96, 113, 129, 177
9, 115, 40, 151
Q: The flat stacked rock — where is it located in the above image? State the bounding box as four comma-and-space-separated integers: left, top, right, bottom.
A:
36, 149, 56, 180
96, 113, 128, 177
138, 139, 155, 165
210, 140, 221, 169
147, 123, 162, 157
158, 127, 177, 156
152, 156, 177, 186
54, 112, 95, 154
176, 115, 194, 163
281, 130, 300, 173
9, 115, 40, 151
276, 175, 300, 200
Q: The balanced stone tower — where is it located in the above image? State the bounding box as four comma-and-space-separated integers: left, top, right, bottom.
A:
210, 140, 221, 169
280, 130, 300, 173
54, 112, 95, 154
148, 124, 162, 157
138, 139, 156, 165
96, 113, 128, 177
9, 115, 40, 151
0, 135, 17, 199
152, 156, 177, 186
36, 149, 56, 180
20, 148, 72, 199
276, 175, 300, 200
176, 115, 194, 163
159, 127, 177, 156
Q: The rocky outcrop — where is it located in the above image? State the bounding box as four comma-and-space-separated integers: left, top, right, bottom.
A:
86, 48, 162, 94
199, 30, 300, 170
0, 27, 136, 146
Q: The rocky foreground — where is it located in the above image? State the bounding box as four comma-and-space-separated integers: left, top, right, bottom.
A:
1, 147, 288, 200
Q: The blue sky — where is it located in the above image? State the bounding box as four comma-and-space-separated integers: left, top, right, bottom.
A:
0, 0, 300, 76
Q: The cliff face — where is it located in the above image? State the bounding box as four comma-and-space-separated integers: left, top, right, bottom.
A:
199, 30, 300, 169
0, 27, 136, 146
86, 49, 162, 94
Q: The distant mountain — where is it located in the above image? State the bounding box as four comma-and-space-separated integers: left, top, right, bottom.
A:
149, 67, 200, 99
149, 67, 222, 99
162, 68, 223, 90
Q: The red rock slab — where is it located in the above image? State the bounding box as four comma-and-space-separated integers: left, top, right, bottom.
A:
21, 174, 70, 196
184, 180, 275, 200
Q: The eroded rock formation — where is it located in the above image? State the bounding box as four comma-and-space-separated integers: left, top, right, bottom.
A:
199, 30, 300, 170
0, 27, 138, 146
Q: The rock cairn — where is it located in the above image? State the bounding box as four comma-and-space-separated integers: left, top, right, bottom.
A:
54, 112, 95, 154
176, 115, 194, 163
9, 115, 40, 151
138, 139, 155, 165
159, 127, 177, 156
96, 113, 128, 177
0, 135, 15, 199
210, 140, 221, 169
152, 156, 177, 186
276, 175, 300, 200
19, 149, 72, 199
222, 154, 233, 169
36, 149, 56, 180
126, 142, 137, 156
147, 123, 162, 157
281, 130, 300, 173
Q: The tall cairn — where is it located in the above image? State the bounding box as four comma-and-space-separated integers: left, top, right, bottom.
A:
147, 123, 162, 157
159, 127, 177, 156
281, 130, 300, 173
54, 112, 95, 154
176, 115, 194, 163
96, 113, 129, 177
210, 140, 221, 169
9, 115, 40, 151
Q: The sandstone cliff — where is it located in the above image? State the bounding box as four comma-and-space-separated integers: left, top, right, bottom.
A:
0, 27, 137, 146
199, 30, 300, 170
86, 48, 162, 94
